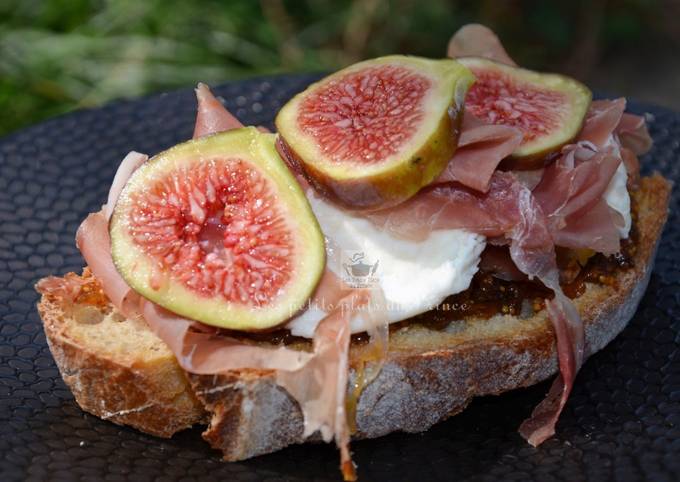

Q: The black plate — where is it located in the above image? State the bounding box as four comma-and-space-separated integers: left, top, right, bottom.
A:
1, 74, 679, 482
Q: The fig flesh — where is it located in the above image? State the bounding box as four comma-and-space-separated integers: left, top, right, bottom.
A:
110, 127, 325, 330
458, 57, 591, 169
276, 55, 474, 210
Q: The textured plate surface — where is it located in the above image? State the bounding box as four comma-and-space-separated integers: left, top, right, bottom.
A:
0, 75, 679, 482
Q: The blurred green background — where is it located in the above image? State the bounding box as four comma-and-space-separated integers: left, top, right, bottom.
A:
1, 0, 679, 136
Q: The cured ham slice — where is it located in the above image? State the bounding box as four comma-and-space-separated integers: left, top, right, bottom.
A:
365, 171, 524, 240
519, 292, 583, 446
278, 290, 368, 481
436, 111, 523, 192
578, 99, 626, 148
532, 142, 622, 254
504, 178, 585, 446
447, 23, 517, 66
193, 83, 243, 138
573, 97, 649, 186
617, 110, 652, 187
35, 270, 99, 304
617, 111, 653, 155
142, 303, 312, 373
76, 211, 140, 317
530, 98, 649, 250
550, 198, 621, 254
103, 151, 148, 221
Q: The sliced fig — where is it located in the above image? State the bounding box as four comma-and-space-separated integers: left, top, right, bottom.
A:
458, 57, 592, 169
110, 127, 325, 331
275, 55, 474, 209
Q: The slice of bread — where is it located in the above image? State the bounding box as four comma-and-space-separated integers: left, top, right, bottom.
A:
38, 282, 208, 437
36, 174, 671, 461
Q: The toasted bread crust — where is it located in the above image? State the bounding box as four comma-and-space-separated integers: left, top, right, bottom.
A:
37, 299, 207, 437
37, 174, 671, 460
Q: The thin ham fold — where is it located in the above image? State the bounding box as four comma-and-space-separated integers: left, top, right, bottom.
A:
76, 211, 140, 318
533, 142, 623, 254
365, 172, 523, 240
617, 110, 652, 187
578, 99, 627, 147
103, 151, 148, 221
193, 83, 243, 138
142, 303, 313, 373
532, 96, 651, 253
435, 110, 523, 192
508, 184, 585, 446
618, 111, 653, 156
447, 23, 517, 66
567, 97, 649, 187
518, 293, 583, 445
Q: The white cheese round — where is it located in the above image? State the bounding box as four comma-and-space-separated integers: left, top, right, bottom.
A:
603, 135, 632, 239
604, 161, 631, 239
286, 192, 485, 338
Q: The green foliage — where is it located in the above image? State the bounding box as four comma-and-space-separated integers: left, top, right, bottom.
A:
0, 0, 659, 136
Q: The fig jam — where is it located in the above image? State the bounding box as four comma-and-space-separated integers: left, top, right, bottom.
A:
400, 229, 637, 332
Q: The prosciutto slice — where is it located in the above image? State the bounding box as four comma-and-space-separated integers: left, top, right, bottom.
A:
141, 286, 366, 477
617, 110, 653, 187
578, 99, 627, 148
193, 83, 243, 138
532, 142, 622, 254
103, 151, 148, 220
506, 184, 585, 445
36, 270, 99, 304
519, 293, 583, 445
142, 303, 312, 373
572, 97, 649, 187
140, 284, 367, 480
365, 171, 524, 240
551, 198, 621, 254
530, 96, 651, 252
617, 111, 653, 156
76, 211, 140, 317
436, 111, 523, 192
447, 23, 517, 66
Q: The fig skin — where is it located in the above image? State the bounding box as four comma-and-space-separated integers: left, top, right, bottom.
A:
109, 127, 325, 331
278, 105, 464, 211
458, 57, 592, 171
276, 55, 474, 210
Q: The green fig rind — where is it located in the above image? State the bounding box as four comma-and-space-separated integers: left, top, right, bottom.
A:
458, 56, 592, 170
110, 127, 325, 331
276, 55, 474, 209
